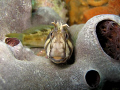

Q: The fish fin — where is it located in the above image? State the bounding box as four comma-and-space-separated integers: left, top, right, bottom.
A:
23, 25, 54, 34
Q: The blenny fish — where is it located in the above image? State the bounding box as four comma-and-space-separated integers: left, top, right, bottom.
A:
6, 25, 54, 47
6, 22, 73, 64
44, 22, 73, 64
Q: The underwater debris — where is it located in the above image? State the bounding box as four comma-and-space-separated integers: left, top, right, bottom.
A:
96, 20, 120, 60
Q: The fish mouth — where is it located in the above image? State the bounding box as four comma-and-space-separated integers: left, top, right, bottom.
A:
49, 56, 67, 64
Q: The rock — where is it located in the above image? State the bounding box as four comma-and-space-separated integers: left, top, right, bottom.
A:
75, 14, 120, 89
68, 24, 85, 45
31, 7, 65, 26
0, 0, 32, 40
32, 0, 68, 22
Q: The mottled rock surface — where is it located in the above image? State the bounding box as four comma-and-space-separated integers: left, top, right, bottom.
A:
31, 7, 65, 26
0, 0, 32, 40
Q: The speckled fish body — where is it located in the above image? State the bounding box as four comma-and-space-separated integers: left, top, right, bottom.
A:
22, 27, 53, 47
6, 25, 54, 47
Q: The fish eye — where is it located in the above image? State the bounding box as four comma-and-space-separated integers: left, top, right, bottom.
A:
65, 33, 69, 39
50, 31, 54, 38
50, 32, 52, 36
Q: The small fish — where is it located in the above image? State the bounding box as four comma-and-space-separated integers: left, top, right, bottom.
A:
6, 25, 54, 47
6, 23, 73, 64
44, 22, 73, 64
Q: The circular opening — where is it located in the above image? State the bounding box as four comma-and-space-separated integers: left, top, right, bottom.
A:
85, 70, 100, 88
96, 20, 120, 60
5, 38, 20, 47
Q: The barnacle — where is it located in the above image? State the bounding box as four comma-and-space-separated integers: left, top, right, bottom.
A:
96, 20, 120, 60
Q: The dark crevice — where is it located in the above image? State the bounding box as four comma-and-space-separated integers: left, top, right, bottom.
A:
96, 20, 120, 60
85, 70, 100, 88
102, 81, 120, 90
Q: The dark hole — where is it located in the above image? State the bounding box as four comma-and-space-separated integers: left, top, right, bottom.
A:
102, 81, 120, 90
96, 20, 120, 60
117, 45, 119, 48
102, 26, 105, 29
32, 9, 36, 13
108, 35, 112, 39
85, 70, 100, 88
110, 28, 113, 30
5, 38, 20, 47
67, 49, 75, 64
